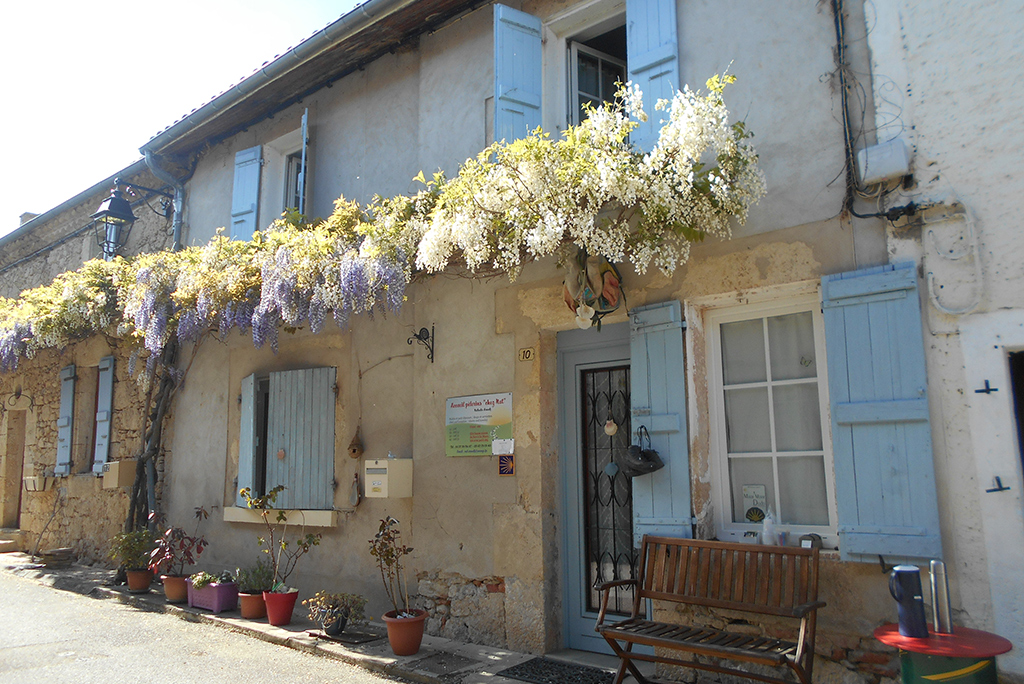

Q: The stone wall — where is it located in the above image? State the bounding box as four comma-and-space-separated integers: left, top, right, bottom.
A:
0, 169, 173, 299
415, 571, 507, 647
0, 336, 155, 563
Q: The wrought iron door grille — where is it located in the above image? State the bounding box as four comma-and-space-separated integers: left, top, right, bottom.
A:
581, 365, 637, 614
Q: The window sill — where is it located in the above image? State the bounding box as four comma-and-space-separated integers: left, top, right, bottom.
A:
223, 507, 351, 528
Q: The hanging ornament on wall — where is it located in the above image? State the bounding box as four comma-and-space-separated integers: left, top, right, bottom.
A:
562, 248, 625, 331
348, 427, 364, 459
604, 419, 619, 436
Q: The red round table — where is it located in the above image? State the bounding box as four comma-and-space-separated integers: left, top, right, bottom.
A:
875, 624, 1012, 684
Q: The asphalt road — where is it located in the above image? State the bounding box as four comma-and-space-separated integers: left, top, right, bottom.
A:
0, 571, 404, 684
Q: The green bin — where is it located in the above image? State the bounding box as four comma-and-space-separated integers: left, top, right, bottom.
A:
900, 651, 998, 684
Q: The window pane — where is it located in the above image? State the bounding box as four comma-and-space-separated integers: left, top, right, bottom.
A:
729, 457, 775, 523
778, 456, 830, 525
768, 312, 816, 380
725, 387, 771, 453
721, 319, 766, 384
578, 52, 600, 97
601, 62, 624, 101
772, 383, 823, 451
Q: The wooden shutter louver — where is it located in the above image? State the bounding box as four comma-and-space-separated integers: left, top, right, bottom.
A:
494, 4, 543, 144
626, 0, 679, 152
630, 301, 692, 544
231, 146, 262, 240
55, 365, 75, 476
91, 356, 115, 475
822, 263, 943, 561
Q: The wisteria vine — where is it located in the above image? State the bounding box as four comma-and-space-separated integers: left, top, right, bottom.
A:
0, 76, 764, 373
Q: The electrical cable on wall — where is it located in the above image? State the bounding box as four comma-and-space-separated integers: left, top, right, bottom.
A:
925, 207, 982, 316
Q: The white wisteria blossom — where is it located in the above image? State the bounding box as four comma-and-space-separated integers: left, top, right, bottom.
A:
415, 75, 764, 278
0, 74, 764, 372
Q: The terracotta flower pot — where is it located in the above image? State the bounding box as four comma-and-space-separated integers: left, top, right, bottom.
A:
126, 569, 154, 593
160, 575, 189, 603
382, 609, 427, 656
263, 589, 299, 626
239, 592, 267, 619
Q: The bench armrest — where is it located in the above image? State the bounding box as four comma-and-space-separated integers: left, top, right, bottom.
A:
595, 579, 637, 593
791, 600, 827, 618
594, 579, 638, 631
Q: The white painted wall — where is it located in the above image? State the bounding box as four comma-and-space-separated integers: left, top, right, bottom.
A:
961, 313, 1024, 673
868, 0, 1024, 671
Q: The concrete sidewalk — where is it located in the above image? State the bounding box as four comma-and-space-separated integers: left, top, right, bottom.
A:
1, 552, 630, 684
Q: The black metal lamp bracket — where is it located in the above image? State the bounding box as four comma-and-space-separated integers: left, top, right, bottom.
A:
408, 325, 434, 363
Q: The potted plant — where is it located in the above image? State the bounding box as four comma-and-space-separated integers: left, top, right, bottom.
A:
235, 559, 275, 619
109, 529, 155, 593
303, 591, 367, 636
148, 506, 209, 603
187, 570, 238, 613
240, 485, 323, 626
369, 516, 425, 655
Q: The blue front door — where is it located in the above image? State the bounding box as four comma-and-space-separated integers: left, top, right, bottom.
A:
558, 324, 638, 653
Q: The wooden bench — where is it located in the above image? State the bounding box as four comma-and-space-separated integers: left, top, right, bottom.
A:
596, 536, 825, 684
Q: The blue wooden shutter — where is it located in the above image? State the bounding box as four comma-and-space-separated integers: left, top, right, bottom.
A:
236, 373, 257, 507
494, 4, 542, 143
231, 146, 262, 240
630, 301, 692, 544
822, 263, 943, 561
265, 367, 336, 510
626, 0, 679, 151
298, 109, 309, 215
55, 365, 75, 476
91, 356, 115, 475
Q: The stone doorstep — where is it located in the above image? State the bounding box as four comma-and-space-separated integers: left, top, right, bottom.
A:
0, 540, 21, 553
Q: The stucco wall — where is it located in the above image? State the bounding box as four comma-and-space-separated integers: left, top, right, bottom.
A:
183, 0, 860, 247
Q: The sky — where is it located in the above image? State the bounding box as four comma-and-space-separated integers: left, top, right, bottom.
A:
0, 0, 361, 239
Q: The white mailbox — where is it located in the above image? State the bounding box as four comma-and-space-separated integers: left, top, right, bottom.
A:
364, 458, 413, 498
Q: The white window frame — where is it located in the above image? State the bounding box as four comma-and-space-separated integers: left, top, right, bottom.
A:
569, 41, 627, 125
284, 151, 305, 213
259, 121, 308, 223
541, 0, 626, 134
705, 292, 838, 547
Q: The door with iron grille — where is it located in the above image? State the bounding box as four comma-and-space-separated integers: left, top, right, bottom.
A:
558, 323, 637, 652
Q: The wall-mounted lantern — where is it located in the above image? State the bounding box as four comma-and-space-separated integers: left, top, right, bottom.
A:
91, 185, 137, 260
91, 177, 174, 260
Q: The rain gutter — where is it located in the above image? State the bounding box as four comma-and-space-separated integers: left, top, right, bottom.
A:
144, 151, 188, 252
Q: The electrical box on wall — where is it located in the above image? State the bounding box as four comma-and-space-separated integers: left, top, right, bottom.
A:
857, 139, 911, 186
102, 460, 136, 489
364, 458, 413, 498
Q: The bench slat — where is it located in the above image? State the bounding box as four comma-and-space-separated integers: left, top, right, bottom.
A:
770, 552, 783, 607
605, 620, 796, 665
664, 542, 679, 594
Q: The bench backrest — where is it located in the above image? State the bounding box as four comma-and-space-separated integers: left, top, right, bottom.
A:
636, 536, 820, 618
